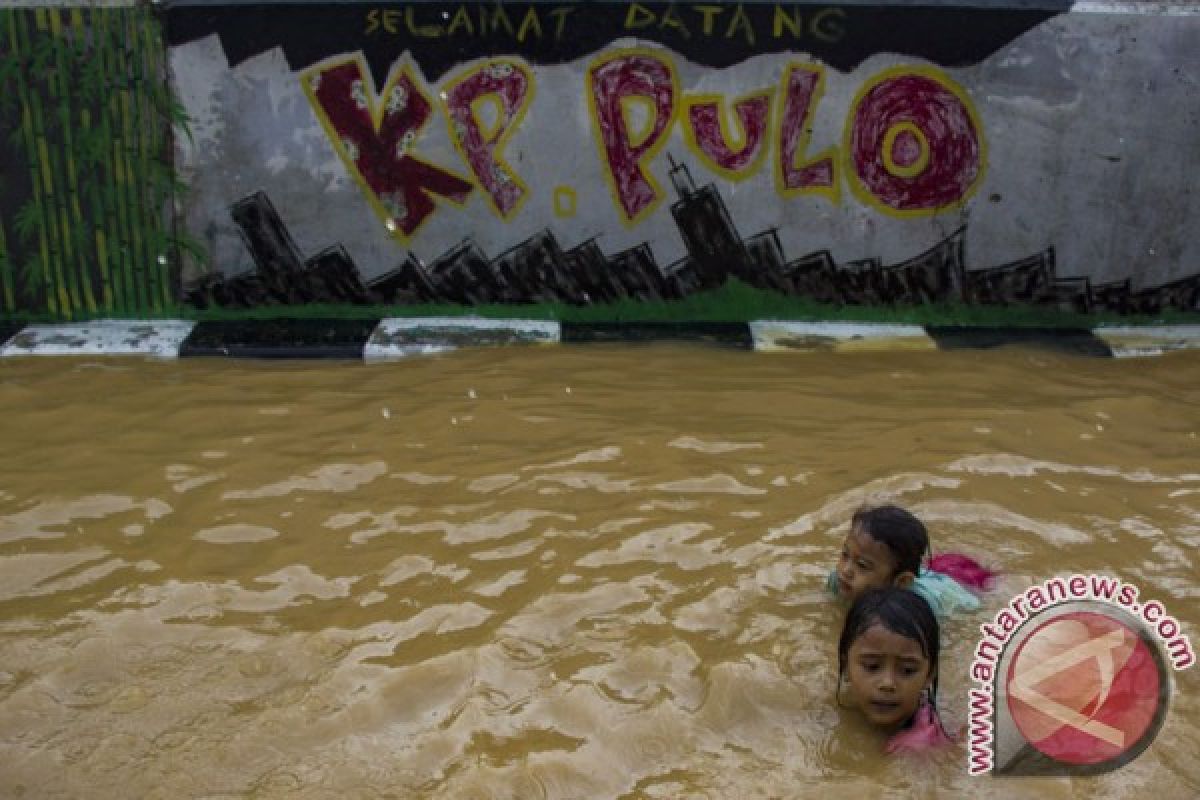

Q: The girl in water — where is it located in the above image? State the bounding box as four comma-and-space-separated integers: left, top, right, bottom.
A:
837, 587, 952, 753
828, 504, 996, 618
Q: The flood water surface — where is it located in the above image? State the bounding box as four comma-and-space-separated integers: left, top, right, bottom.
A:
1, 346, 1198, 798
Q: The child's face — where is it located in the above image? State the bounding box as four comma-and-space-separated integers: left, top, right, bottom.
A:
836, 525, 905, 602
844, 621, 933, 729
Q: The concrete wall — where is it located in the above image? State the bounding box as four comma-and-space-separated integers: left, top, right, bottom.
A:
2, 2, 1198, 318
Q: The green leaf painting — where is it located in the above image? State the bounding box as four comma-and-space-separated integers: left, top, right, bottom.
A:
0, 5, 202, 320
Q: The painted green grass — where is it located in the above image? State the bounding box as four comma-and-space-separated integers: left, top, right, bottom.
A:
3, 279, 1198, 328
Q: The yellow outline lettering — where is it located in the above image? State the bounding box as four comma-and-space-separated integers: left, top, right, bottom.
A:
517, 7, 543, 42
842, 64, 986, 217
301, 54, 471, 242
774, 63, 839, 204
625, 3, 656, 30
681, 90, 772, 182
881, 121, 930, 178
773, 5, 802, 39
725, 4, 755, 46
440, 58, 536, 221
586, 47, 680, 226
446, 6, 474, 36
694, 5, 723, 35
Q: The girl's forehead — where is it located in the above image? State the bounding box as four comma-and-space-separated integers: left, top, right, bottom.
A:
850, 621, 928, 660
845, 527, 894, 560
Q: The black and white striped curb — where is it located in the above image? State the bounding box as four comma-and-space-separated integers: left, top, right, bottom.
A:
1, 318, 1199, 359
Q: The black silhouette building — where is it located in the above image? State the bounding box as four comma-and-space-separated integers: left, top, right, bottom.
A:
188, 164, 1198, 314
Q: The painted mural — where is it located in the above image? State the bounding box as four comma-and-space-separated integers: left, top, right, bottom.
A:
0, 5, 190, 320
1, 2, 1198, 321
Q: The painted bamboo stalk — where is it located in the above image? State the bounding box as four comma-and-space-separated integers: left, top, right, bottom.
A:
89, 131, 125, 315
10, 11, 59, 316
93, 10, 125, 313
112, 132, 135, 313
117, 7, 144, 312
77, 95, 114, 311
49, 8, 96, 315
118, 90, 148, 314
44, 8, 76, 314
64, 9, 98, 313
140, 4, 173, 311
80, 99, 115, 311
118, 11, 148, 314
129, 5, 159, 313
34, 9, 79, 316
117, 7, 147, 314
73, 12, 102, 315
69, 4, 112, 310
31, 71, 76, 317
98, 9, 132, 314
86, 160, 114, 311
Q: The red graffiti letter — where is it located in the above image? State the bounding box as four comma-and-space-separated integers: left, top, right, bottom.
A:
306, 60, 473, 236
847, 69, 983, 213
779, 65, 835, 194
588, 52, 677, 222
445, 61, 532, 218
686, 92, 770, 176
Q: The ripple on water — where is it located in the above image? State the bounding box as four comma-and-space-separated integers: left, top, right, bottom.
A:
653, 473, 767, 495
668, 436, 764, 454
0, 494, 172, 544
193, 523, 279, 544
222, 461, 388, 499
947, 453, 1200, 484
3, 349, 1199, 795
575, 522, 722, 570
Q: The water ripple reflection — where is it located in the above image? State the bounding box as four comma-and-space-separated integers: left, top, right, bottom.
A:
0, 348, 1197, 796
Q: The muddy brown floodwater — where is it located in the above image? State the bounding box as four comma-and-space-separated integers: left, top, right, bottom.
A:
0, 345, 1198, 798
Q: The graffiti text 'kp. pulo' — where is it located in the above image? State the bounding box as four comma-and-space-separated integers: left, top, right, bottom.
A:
590, 52, 985, 222
303, 50, 985, 238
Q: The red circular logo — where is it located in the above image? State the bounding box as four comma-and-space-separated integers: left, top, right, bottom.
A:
1006, 611, 1162, 765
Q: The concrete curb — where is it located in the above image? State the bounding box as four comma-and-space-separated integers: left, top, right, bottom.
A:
749, 321, 935, 353
1091, 326, 1200, 358
0, 319, 197, 358
1, 318, 1199, 360
366, 317, 560, 361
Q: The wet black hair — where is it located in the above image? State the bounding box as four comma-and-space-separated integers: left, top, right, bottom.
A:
851, 504, 929, 578
836, 588, 943, 728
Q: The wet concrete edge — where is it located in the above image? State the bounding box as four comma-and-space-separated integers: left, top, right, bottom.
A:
560, 321, 754, 349
179, 318, 381, 359
923, 326, 1115, 357
1, 319, 1199, 359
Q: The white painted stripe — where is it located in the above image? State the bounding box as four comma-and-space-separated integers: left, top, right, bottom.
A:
1095, 324, 1200, 337
749, 320, 934, 352
1093, 324, 1200, 358
0, 319, 196, 358
364, 317, 560, 362
372, 316, 561, 335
